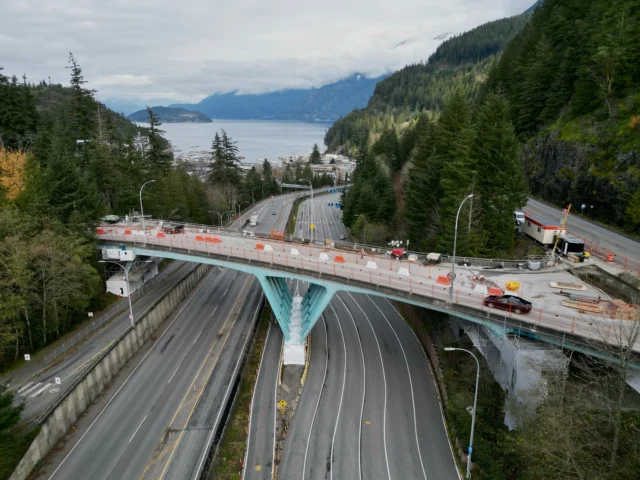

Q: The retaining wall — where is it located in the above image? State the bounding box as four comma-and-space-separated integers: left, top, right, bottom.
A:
10, 263, 211, 480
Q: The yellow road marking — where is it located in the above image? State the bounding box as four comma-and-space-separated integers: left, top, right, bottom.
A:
255, 465, 262, 471
141, 276, 254, 480
365, 420, 371, 425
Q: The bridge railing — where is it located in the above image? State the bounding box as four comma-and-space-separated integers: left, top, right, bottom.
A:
97, 227, 638, 351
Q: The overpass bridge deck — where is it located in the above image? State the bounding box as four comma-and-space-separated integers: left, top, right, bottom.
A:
97, 223, 639, 360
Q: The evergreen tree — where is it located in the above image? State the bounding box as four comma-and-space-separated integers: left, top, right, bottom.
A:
65, 53, 96, 142
145, 107, 172, 174
209, 129, 241, 186
310, 144, 321, 164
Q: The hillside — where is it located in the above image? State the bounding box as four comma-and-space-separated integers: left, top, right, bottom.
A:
484, 0, 640, 233
324, 14, 530, 153
171, 73, 387, 122
128, 106, 211, 123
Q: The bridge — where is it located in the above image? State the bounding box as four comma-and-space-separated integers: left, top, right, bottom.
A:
97, 221, 640, 365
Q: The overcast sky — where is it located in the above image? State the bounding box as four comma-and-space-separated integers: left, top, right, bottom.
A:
1, 0, 533, 103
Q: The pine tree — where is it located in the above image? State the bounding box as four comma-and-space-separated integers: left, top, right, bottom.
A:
310, 144, 321, 164
145, 107, 172, 174
209, 130, 241, 186
66, 53, 96, 142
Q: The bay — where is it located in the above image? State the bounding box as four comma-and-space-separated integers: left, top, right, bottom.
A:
137, 119, 330, 164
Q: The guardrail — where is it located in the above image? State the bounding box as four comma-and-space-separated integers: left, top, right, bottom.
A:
43, 270, 165, 366
97, 227, 640, 352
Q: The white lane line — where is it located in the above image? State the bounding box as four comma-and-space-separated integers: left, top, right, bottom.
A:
383, 300, 460, 479
47, 268, 216, 480
17, 382, 34, 394
192, 292, 264, 480
242, 324, 273, 480
129, 414, 148, 443
328, 304, 348, 480
20, 382, 43, 397
29, 383, 52, 398
272, 328, 281, 479
336, 294, 365, 480
302, 315, 329, 479
167, 364, 181, 385
367, 296, 428, 480
346, 292, 391, 480
209, 306, 219, 319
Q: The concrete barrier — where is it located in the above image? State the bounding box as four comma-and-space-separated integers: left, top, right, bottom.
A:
10, 263, 211, 480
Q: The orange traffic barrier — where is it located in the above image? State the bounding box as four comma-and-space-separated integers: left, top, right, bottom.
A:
489, 287, 503, 296
195, 235, 204, 241
608, 252, 614, 262
96, 228, 105, 235
334, 255, 346, 263
204, 236, 216, 242
210, 237, 222, 243
157, 232, 166, 238
124, 229, 132, 235
436, 276, 451, 286
255, 244, 265, 250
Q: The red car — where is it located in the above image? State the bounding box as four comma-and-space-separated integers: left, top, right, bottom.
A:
483, 295, 532, 314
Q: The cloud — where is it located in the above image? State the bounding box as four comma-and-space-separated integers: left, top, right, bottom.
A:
0, 0, 534, 103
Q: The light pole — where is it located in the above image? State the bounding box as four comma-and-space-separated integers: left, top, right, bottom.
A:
100, 261, 134, 328
212, 211, 223, 226
139, 179, 156, 236
299, 179, 313, 242
238, 201, 249, 216
450, 194, 473, 301
444, 347, 480, 479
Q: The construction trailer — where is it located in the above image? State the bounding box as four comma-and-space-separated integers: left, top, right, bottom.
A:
522, 215, 566, 246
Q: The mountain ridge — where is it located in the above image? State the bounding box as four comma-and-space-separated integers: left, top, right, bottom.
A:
128, 106, 211, 123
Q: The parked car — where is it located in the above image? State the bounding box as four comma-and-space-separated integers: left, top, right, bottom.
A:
483, 295, 532, 314
339, 234, 345, 240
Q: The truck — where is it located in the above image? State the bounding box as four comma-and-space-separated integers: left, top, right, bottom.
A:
249, 214, 259, 227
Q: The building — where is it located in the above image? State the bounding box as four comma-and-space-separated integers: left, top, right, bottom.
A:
522, 215, 566, 245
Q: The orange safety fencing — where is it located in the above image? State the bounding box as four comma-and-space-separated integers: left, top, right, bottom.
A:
568, 230, 640, 276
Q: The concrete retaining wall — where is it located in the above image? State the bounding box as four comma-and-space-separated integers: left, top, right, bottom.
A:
10, 263, 211, 480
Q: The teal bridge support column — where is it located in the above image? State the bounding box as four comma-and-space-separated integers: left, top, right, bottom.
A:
255, 273, 337, 364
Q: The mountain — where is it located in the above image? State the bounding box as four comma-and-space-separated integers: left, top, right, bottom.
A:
128, 106, 211, 123
485, 0, 640, 233
171, 73, 388, 122
324, 14, 530, 152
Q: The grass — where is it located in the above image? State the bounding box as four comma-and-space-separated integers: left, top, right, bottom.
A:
287, 198, 302, 236
213, 306, 271, 479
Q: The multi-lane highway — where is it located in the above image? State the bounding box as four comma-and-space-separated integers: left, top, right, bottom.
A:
526, 198, 640, 263
5, 260, 198, 425
245, 192, 459, 480
294, 193, 347, 242
38, 267, 264, 480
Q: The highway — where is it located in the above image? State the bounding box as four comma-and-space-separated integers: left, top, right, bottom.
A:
277, 292, 458, 479
526, 198, 640, 264
38, 267, 264, 480
294, 193, 347, 242
6, 260, 198, 425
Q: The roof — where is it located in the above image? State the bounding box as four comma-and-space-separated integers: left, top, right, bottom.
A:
558, 234, 584, 244
525, 214, 566, 230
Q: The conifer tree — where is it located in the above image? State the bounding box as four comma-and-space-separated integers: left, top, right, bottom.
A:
145, 107, 172, 174
310, 144, 321, 164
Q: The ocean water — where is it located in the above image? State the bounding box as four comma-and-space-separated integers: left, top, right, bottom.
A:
138, 119, 330, 163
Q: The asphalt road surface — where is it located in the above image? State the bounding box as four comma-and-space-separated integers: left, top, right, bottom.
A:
39, 268, 263, 480
526, 198, 640, 263
295, 193, 347, 242
6, 260, 197, 424
278, 292, 458, 480
243, 324, 283, 480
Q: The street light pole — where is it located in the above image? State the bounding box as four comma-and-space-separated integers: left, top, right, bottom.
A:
299, 179, 313, 242
444, 347, 479, 478
139, 179, 156, 237
100, 261, 134, 328
450, 194, 473, 301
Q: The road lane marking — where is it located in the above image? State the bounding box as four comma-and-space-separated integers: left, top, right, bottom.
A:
17, 382, 34, 394
47, 268, 216, 480
383, 299, 460, 479
367, 296, 428, 480
346, 292, 391, 480
153, 276, 255, 480
302, 315, 329, 479
129, 414, 148, 443
328, 303, 350, 480
167, 365, 181, 385
242, 324, 273, 480
29, 383, 52, 398
335, 294, 366, 480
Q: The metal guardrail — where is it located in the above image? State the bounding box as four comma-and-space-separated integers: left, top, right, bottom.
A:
43, 272, 163, 366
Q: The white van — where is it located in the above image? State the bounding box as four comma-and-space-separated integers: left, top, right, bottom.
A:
242, 230, 256, 238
